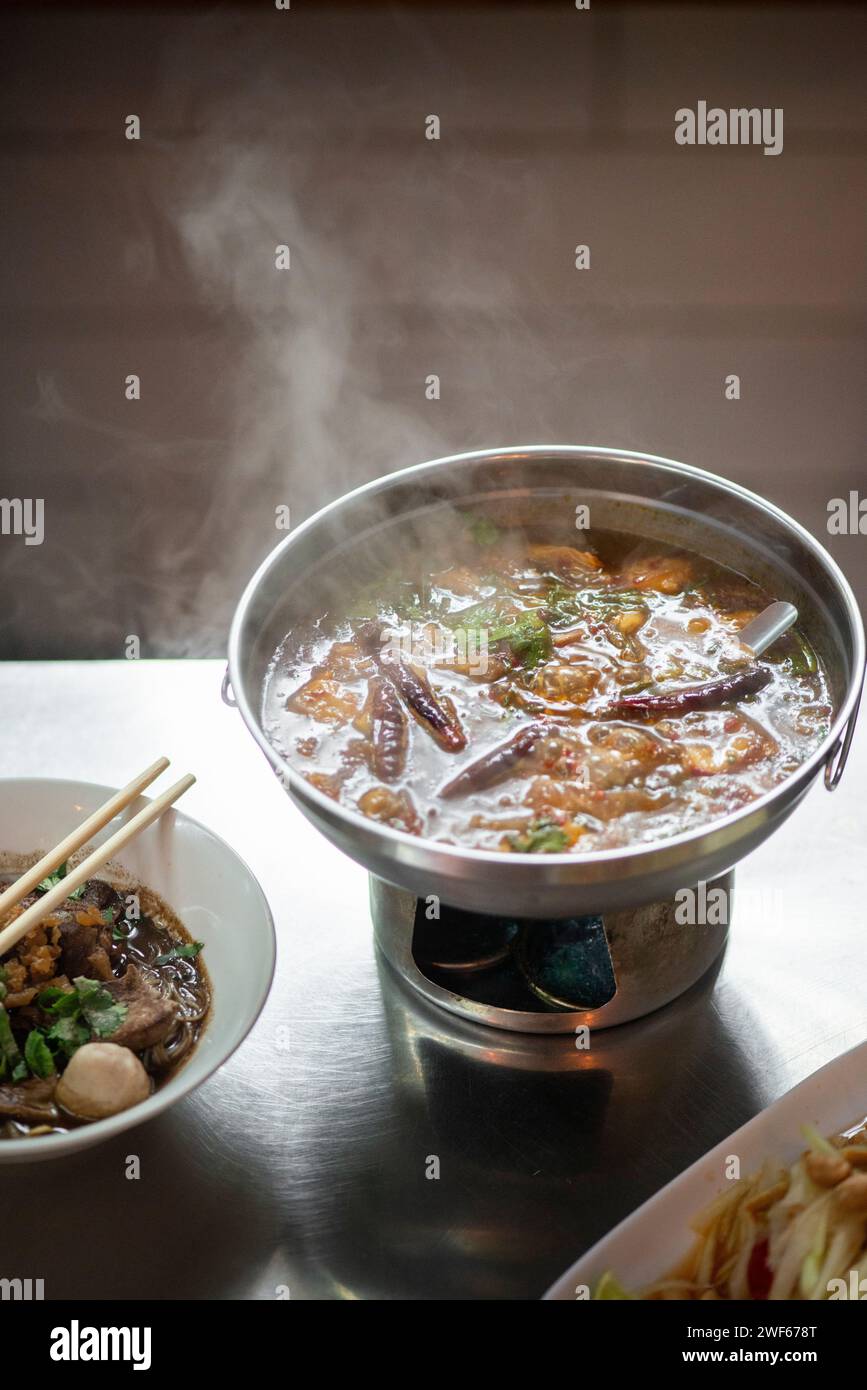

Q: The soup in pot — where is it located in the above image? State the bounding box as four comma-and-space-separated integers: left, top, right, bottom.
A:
262, 518, 832, 854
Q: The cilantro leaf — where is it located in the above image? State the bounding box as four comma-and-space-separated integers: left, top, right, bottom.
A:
47, 1015, 91, 1059
0, 1004, 24, 1082
24, 1029, 56, 1079
155, 941, 204, 966
545, 585, 648, 629
508, 819, 570, 854
487, 611, 552, 668
38, 978, 128, 1055
36, 860, 85, 899
442, 599, 502, 631
72, 976, 127, 1038
465, 514, 500, 547
446, 599, 552, 669
38, 987, 81, 1017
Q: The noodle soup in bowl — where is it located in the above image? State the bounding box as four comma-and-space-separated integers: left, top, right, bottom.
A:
0, 779, 276, 1163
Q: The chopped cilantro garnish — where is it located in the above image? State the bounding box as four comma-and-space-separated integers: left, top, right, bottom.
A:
465, 514, 501, 547
442, 598, 504, 631
37, 986, 79, 1016
787, 634, 818, 676
24, 1029, 55, 1079
508, 819, 570, 854
487, 611, 552, 668
36, 860, 85, 899
47, 1014, 91, 1059
545, 585, 648, 628
345, 572, 448, 623
155, 941, 204, 966
446, 601, 552, 669
36, 978, 127, 1055
0, 1005, 27, 1082
73, 977, 127, 1038
0, 977, 126, 1081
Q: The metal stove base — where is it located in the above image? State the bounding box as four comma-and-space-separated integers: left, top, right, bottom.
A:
371, 871, 732, 1032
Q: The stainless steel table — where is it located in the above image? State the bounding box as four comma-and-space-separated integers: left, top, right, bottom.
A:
1, 659, 865, 1301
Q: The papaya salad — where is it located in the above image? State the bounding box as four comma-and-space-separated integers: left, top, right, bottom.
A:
596, 1118, 867, 1300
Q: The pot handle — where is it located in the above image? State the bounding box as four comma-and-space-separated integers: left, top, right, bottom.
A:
220, 666, 238, 709
824, 665, 864, 791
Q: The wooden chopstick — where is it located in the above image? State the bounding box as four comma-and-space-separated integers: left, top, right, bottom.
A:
0, 773, 196, 959
0, 757, 171, 922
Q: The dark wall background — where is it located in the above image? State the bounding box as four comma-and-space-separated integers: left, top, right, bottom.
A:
1, 0, 864, 658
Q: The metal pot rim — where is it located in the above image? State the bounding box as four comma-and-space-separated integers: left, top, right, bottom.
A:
228, 444, 865, 874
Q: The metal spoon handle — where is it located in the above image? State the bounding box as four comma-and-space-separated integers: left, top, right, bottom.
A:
738, 600, 799, 656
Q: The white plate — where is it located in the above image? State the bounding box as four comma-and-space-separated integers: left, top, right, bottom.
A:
0, 778, 276, 1162
544, 1037, 867, 1299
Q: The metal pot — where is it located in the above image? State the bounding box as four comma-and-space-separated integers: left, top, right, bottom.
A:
227, 446, 864, 919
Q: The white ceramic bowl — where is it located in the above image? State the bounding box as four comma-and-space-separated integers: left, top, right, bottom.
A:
0, 778, 276, 1162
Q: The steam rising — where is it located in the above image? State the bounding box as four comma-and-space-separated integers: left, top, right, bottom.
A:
2, 9, 648, 659
168, 54, 449, 540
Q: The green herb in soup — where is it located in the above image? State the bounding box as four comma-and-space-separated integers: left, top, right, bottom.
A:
263, 529, 832, 854
0, 876, 210, 1139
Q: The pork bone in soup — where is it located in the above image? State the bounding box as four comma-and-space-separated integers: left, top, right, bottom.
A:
263, 518, 832, 854
0, 867, 210, 1138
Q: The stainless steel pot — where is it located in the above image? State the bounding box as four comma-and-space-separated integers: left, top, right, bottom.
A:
227, 446, 864, 919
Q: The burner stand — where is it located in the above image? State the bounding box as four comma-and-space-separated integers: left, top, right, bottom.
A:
371, 871, 732, 1032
